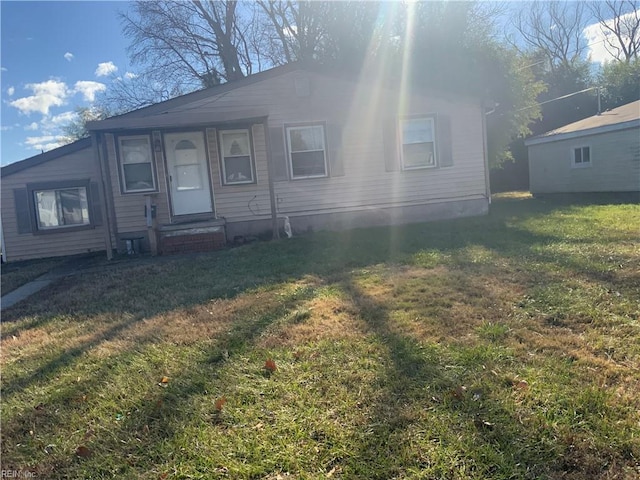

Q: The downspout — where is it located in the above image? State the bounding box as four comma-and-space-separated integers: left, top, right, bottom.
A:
91, 132, 114, 260
482, 101, 492, 204
262, 118, 280, 239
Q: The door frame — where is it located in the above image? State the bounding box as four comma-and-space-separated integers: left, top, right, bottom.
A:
162, 128, 216, 221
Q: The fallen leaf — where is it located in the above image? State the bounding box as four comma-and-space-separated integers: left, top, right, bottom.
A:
161, 376, 169, 384
214, 397, 227, 412
515, 380, 529, 390
76, 445, 92, 458
264, 358, 277, 373
451, 385, 467, 400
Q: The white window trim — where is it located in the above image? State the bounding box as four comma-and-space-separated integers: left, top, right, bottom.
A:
117, 134, 157, 193
399, 116, 437, 171
219, 129, 255, 185
286, 124, 328, 180
571, 145, 591, 168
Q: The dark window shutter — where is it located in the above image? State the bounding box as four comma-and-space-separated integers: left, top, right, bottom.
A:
268, 126, 289, 182
89, 182, 103, 226
327, 123, 344, 177
383, 117, 400, 172
437, 114, 453, 168
14, 188, 33, 234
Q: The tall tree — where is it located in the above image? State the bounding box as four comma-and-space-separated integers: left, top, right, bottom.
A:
121, 0, 251, 93
590, 1, 640, 62
598, 57, 640, 108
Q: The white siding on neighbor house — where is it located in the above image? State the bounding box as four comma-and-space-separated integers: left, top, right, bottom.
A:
1, 147, 107, 261
529, 127, 640, 194
206, 124, 272, 223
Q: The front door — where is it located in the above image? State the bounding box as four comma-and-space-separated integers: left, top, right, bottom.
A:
164, 131, 213, 216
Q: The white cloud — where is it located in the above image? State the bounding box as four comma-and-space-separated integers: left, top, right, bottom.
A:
584, 9, 640, 64
64, 52, 74, 62
73, 80, 106, 102
95, 61, 118, 77
9, 80, 69, 115
1, 67, 7, 72
24, 135, 66, 153
24, 122, 39, 131
40, 111, 78, 133
1, 125, 13, 131
124, 72, 139, 80
7, 86, 15, 96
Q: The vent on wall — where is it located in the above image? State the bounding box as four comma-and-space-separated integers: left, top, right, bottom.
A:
294, 75, 311, 97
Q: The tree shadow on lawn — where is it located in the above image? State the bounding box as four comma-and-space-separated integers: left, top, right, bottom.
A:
1, 281, 320, 477
4, 196, 635, 328
337, 270, 639, 480
334, 275, 565, 479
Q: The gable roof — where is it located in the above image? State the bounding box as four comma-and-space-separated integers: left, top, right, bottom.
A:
86, 62, 306, 131
525, 100, 640, 146
1, 138, 92, 178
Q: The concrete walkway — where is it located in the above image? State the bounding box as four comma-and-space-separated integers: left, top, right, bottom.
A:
1, 252, 204, 313
1, 254, 141, 312
1, 275, 56, 309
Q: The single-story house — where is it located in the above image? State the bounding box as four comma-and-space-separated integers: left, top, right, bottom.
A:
1, 62, 492, 262
525, 100, 640, 196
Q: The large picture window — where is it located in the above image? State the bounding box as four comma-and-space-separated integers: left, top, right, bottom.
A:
34, 187, 90, 229
286, 124, 327, 179
400, 116, 436, 169
219, 129, 255, 184
118, 135, 156, 192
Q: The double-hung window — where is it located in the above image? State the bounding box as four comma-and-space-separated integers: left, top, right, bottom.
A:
400, 116, 436, 169
219, 129, 255, 184
572, 146, 590, 167
286, 124, 327, 179
34, 186, 90, 230
118, 135, 156, 192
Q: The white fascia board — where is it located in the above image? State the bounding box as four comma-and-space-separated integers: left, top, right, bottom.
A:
525, 119, 640, 146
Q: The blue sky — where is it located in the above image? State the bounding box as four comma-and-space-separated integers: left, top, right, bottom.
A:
1, 1, 133, 166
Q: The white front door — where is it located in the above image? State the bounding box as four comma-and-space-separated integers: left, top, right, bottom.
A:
164, 131, 213, 216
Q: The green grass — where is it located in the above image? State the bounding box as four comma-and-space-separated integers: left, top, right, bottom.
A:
2, 194, 639, 479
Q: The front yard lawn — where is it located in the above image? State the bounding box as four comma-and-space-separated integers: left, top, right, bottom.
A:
2, 194, 639, 479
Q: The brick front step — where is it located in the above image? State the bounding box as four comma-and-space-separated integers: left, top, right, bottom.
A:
158, 226, 226, 255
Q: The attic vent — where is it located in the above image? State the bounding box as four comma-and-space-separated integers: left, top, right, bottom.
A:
294, 75, 311, 97
175, 140, 196, 150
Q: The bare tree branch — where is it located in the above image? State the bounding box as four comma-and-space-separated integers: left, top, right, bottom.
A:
590, 0, 640, 62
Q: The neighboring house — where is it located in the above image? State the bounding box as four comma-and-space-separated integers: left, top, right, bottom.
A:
1, 62, 491, 262
525, 100, 640, 196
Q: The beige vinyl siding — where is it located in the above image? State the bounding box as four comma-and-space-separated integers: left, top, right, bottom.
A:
1, 147, 107, 261
529, 127, 640, 194
100, 70, 488, 230
272, 74, 486, 216
104, 133, 171, 234
183, 71, 486, 219
206, 125, 272, 223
